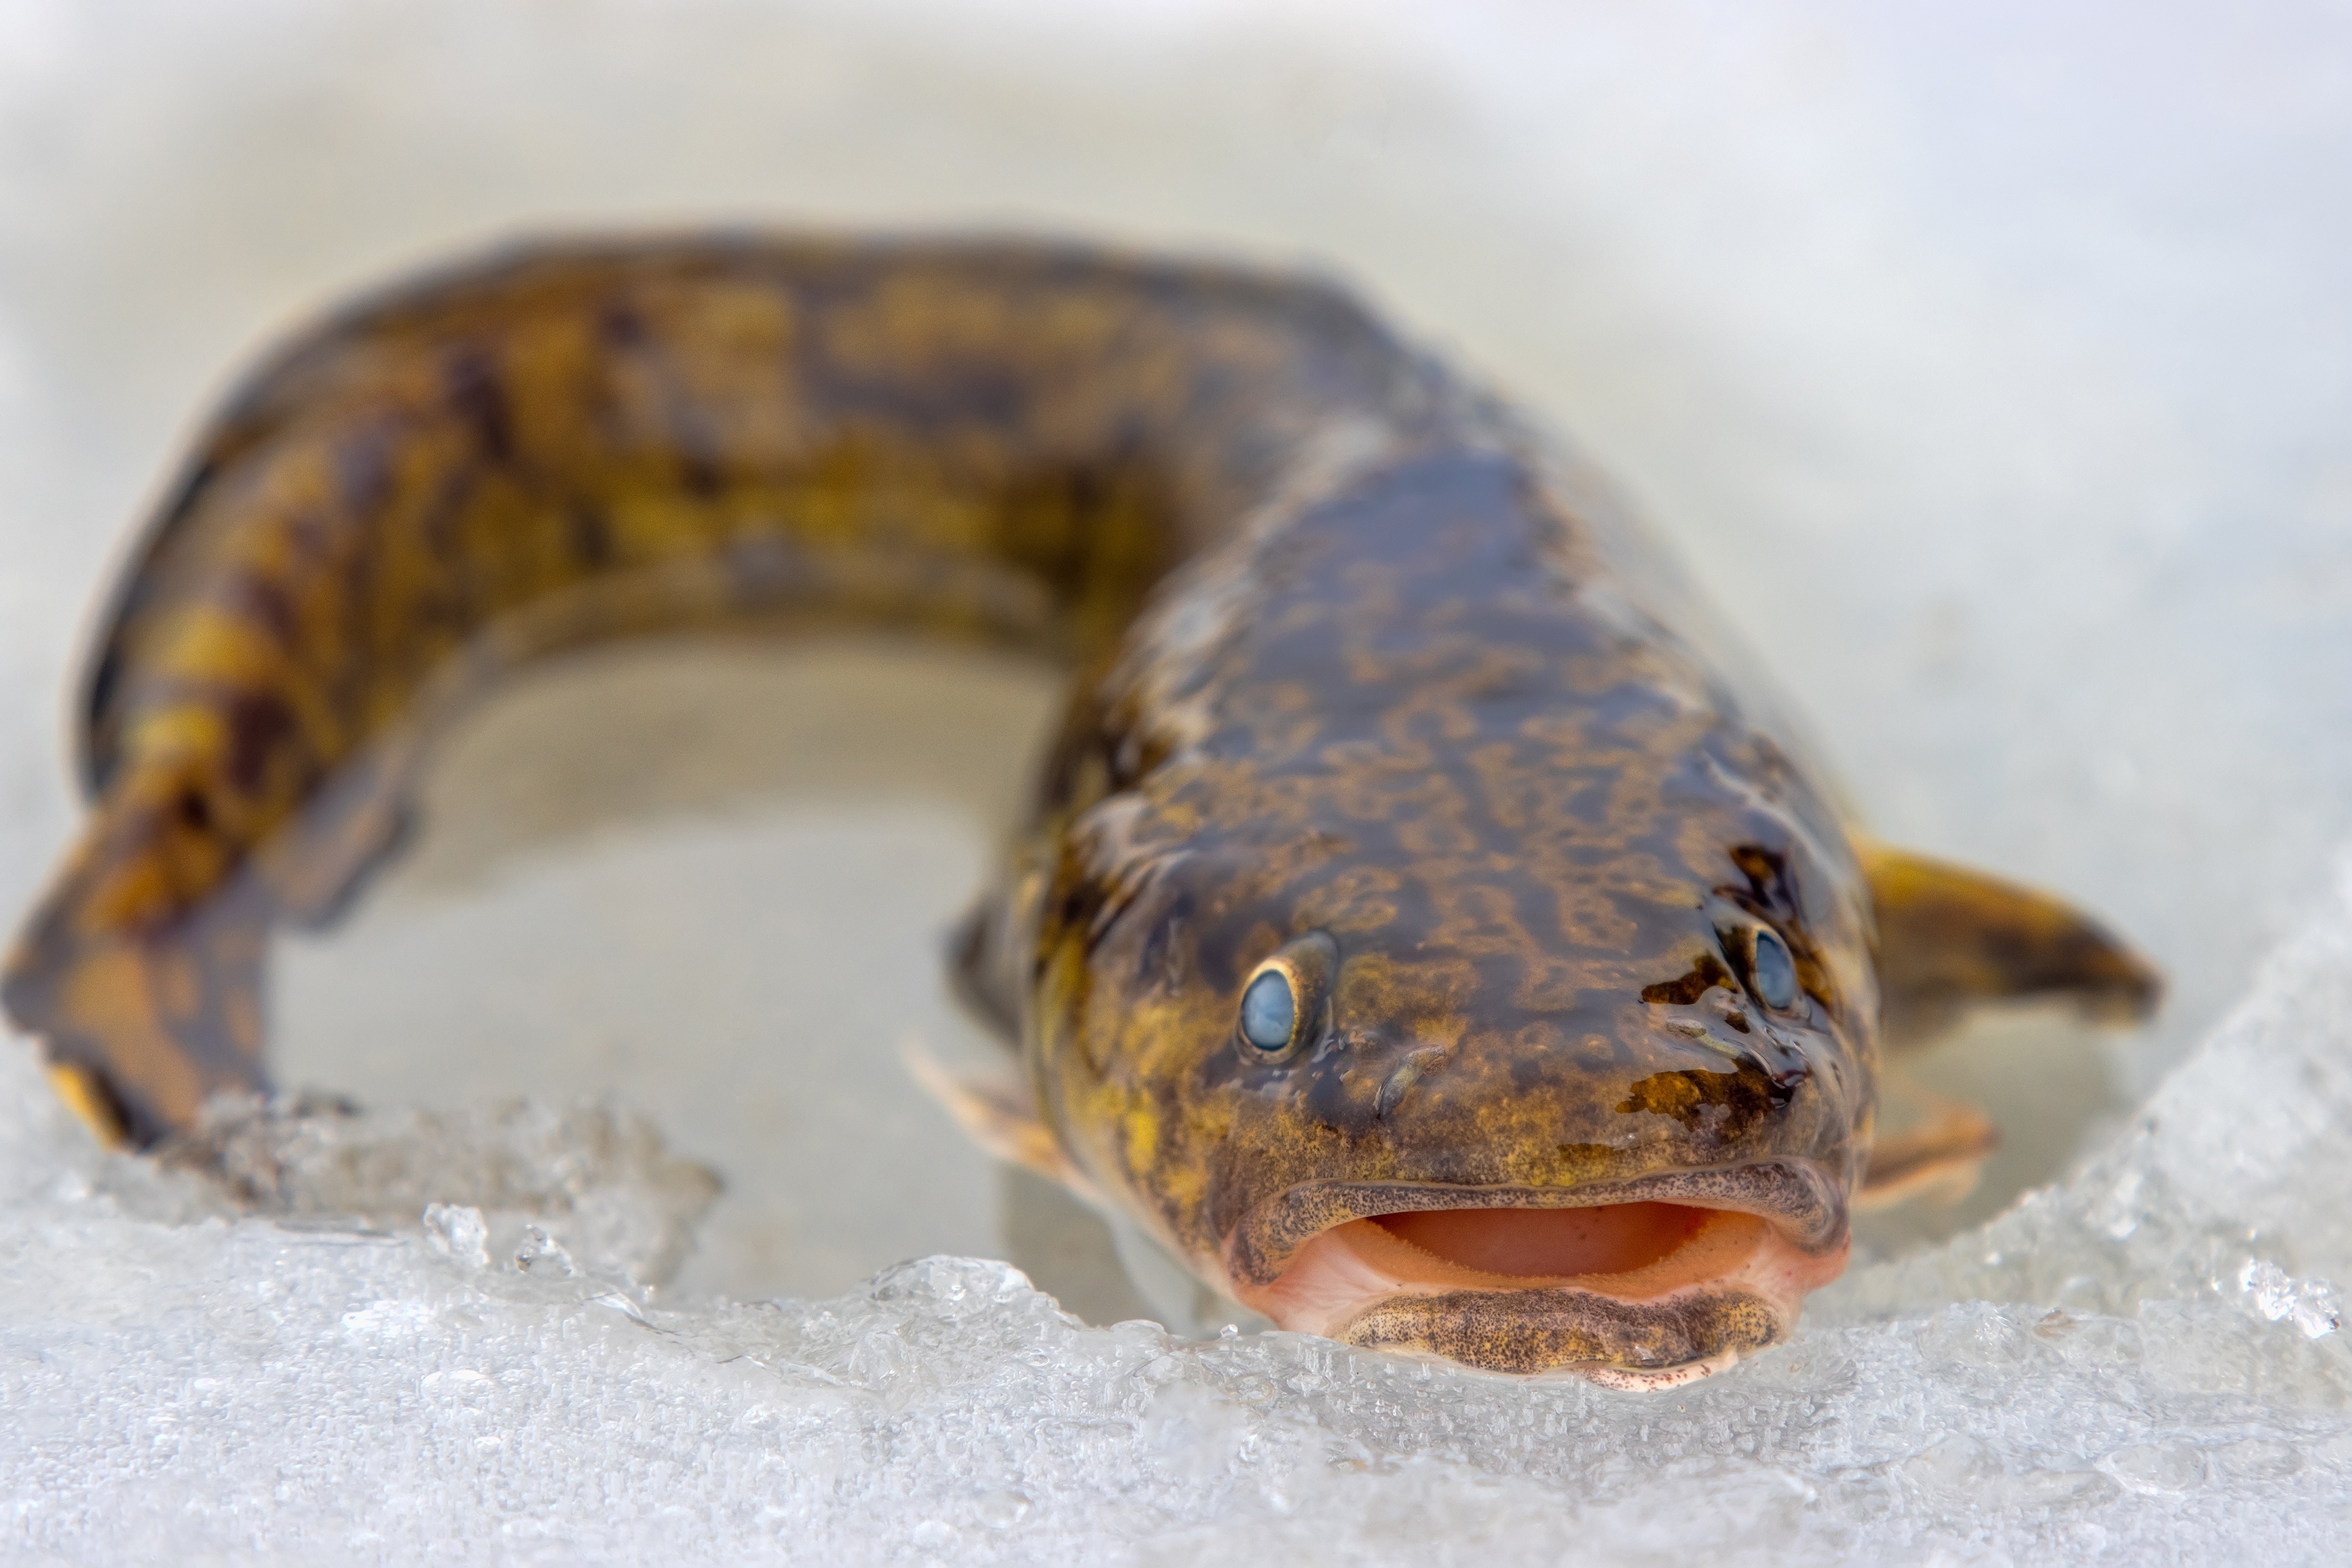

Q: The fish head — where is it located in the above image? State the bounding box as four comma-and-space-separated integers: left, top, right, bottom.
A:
1028, 662, 1879, 1387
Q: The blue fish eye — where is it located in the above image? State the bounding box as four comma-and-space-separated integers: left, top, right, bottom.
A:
1751, 928, 1798, 1011
1239, 968, 1297, 1054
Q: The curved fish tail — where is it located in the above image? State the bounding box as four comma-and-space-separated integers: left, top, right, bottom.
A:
1, 236, 1446, 1144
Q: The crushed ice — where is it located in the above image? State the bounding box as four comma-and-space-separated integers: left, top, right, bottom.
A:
112, 1091, 721, 1287
11, 867, 2352, 1559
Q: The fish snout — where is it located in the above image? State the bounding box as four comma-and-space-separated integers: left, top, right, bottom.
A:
1218, 1161, 1854, 1385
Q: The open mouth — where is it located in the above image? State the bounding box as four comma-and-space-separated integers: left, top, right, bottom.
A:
1373, 1201, 1732, 1278
1224, 1165, 1851, 1388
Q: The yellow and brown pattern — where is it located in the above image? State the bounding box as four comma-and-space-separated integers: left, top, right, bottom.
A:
2, 236, 2158, 1381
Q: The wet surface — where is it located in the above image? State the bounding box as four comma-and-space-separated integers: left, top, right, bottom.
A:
267, 636, 1157, 1306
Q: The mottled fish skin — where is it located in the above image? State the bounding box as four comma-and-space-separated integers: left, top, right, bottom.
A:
11, 237, 1449, 1140
1004, 438, 1877, 1356
5, 234, 2111, 1382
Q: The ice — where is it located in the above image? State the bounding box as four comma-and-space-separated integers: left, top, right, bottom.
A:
12, 889, 2352, 1562
121, 1092, 723, 1287
17, 897, 2352, 1562
265, 639, 1068, 1307
4, 0, 2352, 1560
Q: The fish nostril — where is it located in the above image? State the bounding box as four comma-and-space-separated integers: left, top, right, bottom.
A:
1375, 1047, 1447, 1118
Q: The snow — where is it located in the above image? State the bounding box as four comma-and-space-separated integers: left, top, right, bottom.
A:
2, 0, 2349, 1561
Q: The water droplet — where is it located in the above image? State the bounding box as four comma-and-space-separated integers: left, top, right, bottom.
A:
512, 1223, 576, 1277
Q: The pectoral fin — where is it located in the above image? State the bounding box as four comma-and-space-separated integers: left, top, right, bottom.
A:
902, 1036, 1097, 1203
1859, 839, 2161, 1052
1854, 1075, 1997, 1210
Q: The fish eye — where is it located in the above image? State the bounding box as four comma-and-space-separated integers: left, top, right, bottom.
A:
1750, 927, 1799, 1011
1239, 969, 1297, 1054
1235, 931, 1339, 1063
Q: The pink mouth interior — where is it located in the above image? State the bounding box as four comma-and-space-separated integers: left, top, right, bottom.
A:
1247, 1203, 1786, 1336
1235, 1190, 1855, 1384
1371, 1201, 1713, 1279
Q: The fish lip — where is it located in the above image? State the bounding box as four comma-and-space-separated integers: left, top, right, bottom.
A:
1328, 1284, 1788, 1385
1222, 1158, 1847, 1291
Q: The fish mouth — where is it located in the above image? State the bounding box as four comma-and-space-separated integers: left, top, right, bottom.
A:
1222, 1163, 1850, 1389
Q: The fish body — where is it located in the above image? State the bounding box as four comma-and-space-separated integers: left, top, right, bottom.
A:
2, 237, 2157, 1385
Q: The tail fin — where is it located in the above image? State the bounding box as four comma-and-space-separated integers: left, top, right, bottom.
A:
1857, 839, 2161, 1052
3, 773, 275, 1146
